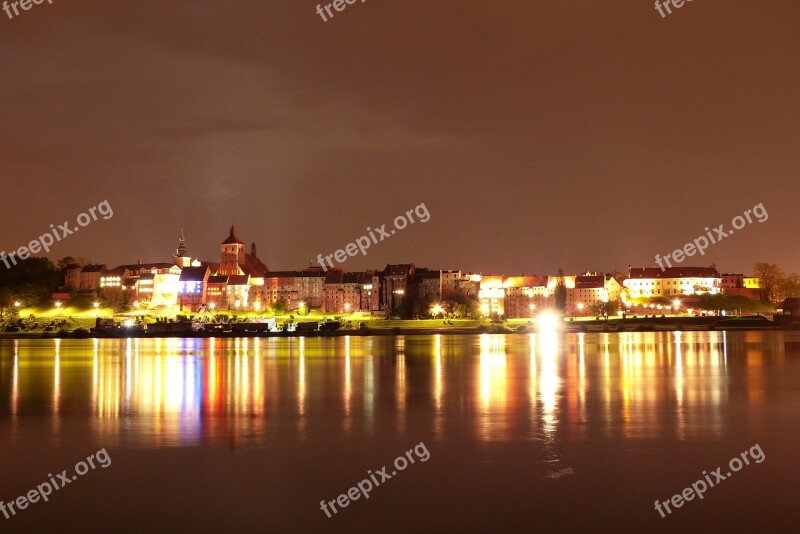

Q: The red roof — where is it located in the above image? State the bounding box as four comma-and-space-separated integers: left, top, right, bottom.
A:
629, 267, 720, 279
221, 225, 245, 245
240, 253, 268, 277
575, 275, 605, 289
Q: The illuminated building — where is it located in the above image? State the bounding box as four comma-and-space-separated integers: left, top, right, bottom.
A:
566, 274, 622, 314
720, 273, 761, 298
623, 266, 721, 299
323, 271, 380, 313
478, 275, 551, 318
79, 264, 106, 293
178, 266, 210, 312
151, 271, 181, 308
206, 275, 229, 309
213, 226, 269, 310
381, 264, 415, 312
262, 268, 327, 311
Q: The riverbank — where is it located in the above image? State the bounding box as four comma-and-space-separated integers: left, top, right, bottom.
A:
1, 315, 796, 339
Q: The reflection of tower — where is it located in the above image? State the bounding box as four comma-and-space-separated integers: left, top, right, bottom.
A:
174, 229, 192, 268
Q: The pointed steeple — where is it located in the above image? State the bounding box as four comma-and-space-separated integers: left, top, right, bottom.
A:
251, 242, 257, 257
222, 224, 245, 245
176, 229, 188, 258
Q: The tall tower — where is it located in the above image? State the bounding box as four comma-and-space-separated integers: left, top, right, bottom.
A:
174, 229, 191, 267
218, 225, 246, 275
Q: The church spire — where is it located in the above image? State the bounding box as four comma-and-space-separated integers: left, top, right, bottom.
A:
251, 242, 257, 257
176, 229, 188, 258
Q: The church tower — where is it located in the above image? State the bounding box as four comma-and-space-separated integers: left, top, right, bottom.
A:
174, 229, 192, 268
218, 224, 246, 275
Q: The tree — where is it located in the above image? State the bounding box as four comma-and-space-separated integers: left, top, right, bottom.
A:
753, 263, 783, 302
441, 288, 480, 318
554, 269, 567, 312
593, 301, 619, 319
0, 257, 59, 312
269, 300, 286, 315
776, 273, 800, 301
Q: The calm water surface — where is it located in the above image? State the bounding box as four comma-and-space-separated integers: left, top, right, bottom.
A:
1, 332, 799, 533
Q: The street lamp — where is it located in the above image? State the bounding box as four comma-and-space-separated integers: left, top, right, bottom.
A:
93, 302, 100, 308
209, 302, 216, 310
54, 301, 62, 308
13, 301, 20, 308
577, 303, 584, 316
344, 303, 351, 312
430, 303, 443, 317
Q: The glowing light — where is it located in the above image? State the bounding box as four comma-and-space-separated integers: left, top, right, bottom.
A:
93, 302, 100, 308
209, 302, 216, 310
673, 299, 681, 308
536, 311, 561, 331
13, 301, 20, 308
133, 301, 140, 308
54, 301, 62, 308
430, 303, 444, 316
344, 303, 351, 311
124, 319, 134, 327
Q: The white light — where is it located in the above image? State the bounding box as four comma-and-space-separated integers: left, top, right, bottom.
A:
536, 311, 560, 332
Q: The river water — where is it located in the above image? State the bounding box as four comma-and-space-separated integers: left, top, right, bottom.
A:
0, 332, 798, 533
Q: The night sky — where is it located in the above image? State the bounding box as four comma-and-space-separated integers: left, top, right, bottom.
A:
1, 1, 798, 274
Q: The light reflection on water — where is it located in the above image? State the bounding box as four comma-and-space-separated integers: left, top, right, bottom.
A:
0, 332, 793, 449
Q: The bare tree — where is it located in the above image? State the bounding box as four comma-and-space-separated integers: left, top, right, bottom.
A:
753, 263, 783, 302
776, 273, 800, 301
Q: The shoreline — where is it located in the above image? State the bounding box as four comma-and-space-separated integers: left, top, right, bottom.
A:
1, 316, 797, 340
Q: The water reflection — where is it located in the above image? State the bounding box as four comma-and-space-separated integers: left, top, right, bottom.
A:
0, 332, 795, 448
